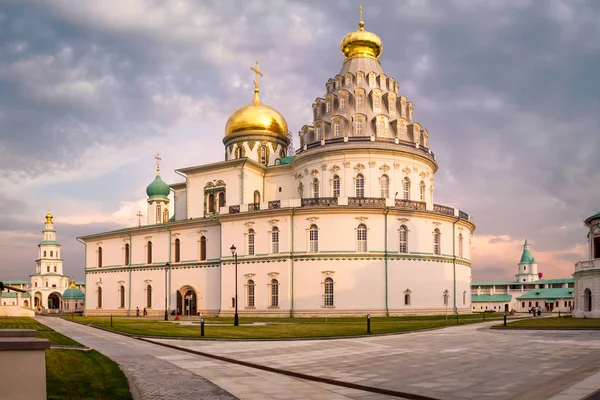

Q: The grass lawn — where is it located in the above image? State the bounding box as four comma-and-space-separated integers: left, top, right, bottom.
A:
46, 349, 132, 400
68, 314, 502, 339
0, 317, 81, 346
497, 317, 600, 329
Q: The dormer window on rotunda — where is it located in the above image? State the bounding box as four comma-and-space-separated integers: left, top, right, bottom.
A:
339, 95, 346, 111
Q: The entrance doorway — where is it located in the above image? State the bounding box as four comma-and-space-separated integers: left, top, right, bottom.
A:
34, 292, 42, 310
584, 288, 592, 312
176, 287, 197, 316
504, 304, 509, 312
48, 293, 61, 310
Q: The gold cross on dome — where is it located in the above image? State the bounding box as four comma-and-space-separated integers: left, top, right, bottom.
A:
154, 153, 162, 172
47, 202, 51, 212
250, 61, 263, 91
136, 211, 143, 227
358, 5, 365, 30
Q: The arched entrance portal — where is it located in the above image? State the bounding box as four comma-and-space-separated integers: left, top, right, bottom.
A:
176, 286, 197, 316
48, 292, 62, 310
34, 292, 42, 310
584, 288, 592, 312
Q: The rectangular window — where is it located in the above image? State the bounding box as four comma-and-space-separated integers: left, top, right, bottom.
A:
340, 96, 346, 111
389, 99, 395, 113
357, 73, 364, 85
326, 100, 331, 113
333, 177, 340, 198
248, 233, 255, 256
272, 230, 279, 254
50, 251, 53, 257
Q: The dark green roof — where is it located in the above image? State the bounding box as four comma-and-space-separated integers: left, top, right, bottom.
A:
278, 156, 294, 165
3, 280, 28, 285
62, 288, 85, 299
0, 292, 29, 298
39, 240, 61, 246
517, 288, 574, 300
472, 294, 512, 302
146, 175, 171, 199
537, 278, 574, 284
472, 281, 517, 286
75, 281, 86, 286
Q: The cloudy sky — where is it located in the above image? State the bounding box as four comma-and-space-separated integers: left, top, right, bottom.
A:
1, 0, 599, 282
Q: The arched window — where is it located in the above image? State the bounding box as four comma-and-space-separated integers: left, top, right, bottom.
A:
163, 208, 169, 223
98, 247, 102, 268
147, 285, 152, 308
420, 181, 426, 202
369, 73, 376, 87
309, 224, 319, 252
458, 233, 463, 258
326, 100, 331, 113
97, 287, 102, 308
208, 193, 215, 213
324, 277, 334, 307
374, 95, 381, 110
339, 96, 346, 111
236, 147, 243, 159
315, 125, 322, 141
313, 178, 319, 198
380, 175, 389, 198
377, 120, 386, 137
404, 293, 411, 306
356, 174, 365, 198
357, 73, 364, 85
357, 224, 367, 252
333, 175, 340, 198
248, 229, 255, 255
584, 288, 592, 312
272, 227, 279, 254
253, 190, 261, 204
270, 279, 279, 307
259, 146, 267, 165
247, 280, 255, 307
124, 243, 130, 266
355, 117, 364, 135
147, 241, 153, 264
218, 192, 226, 208
403, 177, 411, 200
200, 236, 207, 261
356, 95, 364, 111
433, 229, 441, 255
389, 98, 396, 113
399, 225, 408, 253
334, 121, 341, 137
119, 285, 125, 308
174, 238, 181, 262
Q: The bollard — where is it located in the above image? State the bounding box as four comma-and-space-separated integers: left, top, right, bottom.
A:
200, 318, 205, 337
110, 314, 113, 328
503, 311, 507, 327
367, 314, 371, 334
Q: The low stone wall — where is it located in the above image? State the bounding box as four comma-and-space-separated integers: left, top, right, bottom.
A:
0, 329, 50, 400
0, 305, 35, 317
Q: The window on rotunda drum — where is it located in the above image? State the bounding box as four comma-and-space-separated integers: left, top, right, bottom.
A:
356, 174, 365, 198
174, 238, 181, 262
271, 227, 279, 254
369, 73, 376, 87
248, 229, 255, 255
389, 98, 396, 113
54, 266, 56, 272
399, 225, 408, 253
309, 224, 319, 252
326, 100, 331, 113
374, 95, 381, 110
333, 175, 340, 198
357, 73, 364, 86
380, 175, 389, 198
259, 146, 267, 165
377, 120, 386, 137
345, 74, 351, 86
357, 224, 367, 252
355, 118, 364, 136
339, 96, 346, 111
356, 95, 364, 111
236, 146, 243, 159
334, 121, 341, 137
420, 181, 426, 202
253, 190, 260, 204
458, 233, 464, 258
218, 192, 226, 208
313, 178, 319, 198
403, 177, 411, 200
98, 247, 102, 268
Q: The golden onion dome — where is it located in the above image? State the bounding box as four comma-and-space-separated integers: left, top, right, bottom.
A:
224, 62, 288, 141
340, 6, 383, 62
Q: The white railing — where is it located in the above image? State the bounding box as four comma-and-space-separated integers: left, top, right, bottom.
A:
575, 259, 597, 273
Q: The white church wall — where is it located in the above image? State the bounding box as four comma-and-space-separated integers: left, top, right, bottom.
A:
174, 188, 187, 220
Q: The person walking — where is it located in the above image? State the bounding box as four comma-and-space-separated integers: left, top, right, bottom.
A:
136, 307, 140, 317
143, 308, 147, 317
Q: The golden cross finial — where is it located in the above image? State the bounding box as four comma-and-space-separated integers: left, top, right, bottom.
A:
136, 211, 143, 227
250, 61, 263, 93
47, 202, 51, 212
358, 5, 365, 31
154, 153, 162, 175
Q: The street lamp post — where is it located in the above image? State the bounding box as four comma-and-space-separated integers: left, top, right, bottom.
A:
230, 244, 239, 326
164, 262, 170, 321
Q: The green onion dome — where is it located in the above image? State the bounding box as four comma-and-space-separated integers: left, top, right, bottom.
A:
146, 175, 170, 199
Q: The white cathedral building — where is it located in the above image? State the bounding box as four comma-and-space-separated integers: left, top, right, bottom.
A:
574, 210, 600, 317
80, 11, 476, 317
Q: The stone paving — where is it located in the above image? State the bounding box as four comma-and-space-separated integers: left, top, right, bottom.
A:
153, 321, 600, 400
39, 317, 389, 400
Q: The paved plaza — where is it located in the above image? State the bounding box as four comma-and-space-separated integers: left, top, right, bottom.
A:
41, 317, 600, 400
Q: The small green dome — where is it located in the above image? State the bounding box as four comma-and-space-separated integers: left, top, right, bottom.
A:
62, 288, 85, 299
146, 175, 170, 199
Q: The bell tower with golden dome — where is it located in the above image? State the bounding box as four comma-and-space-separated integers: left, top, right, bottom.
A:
223, 62, 290, 166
